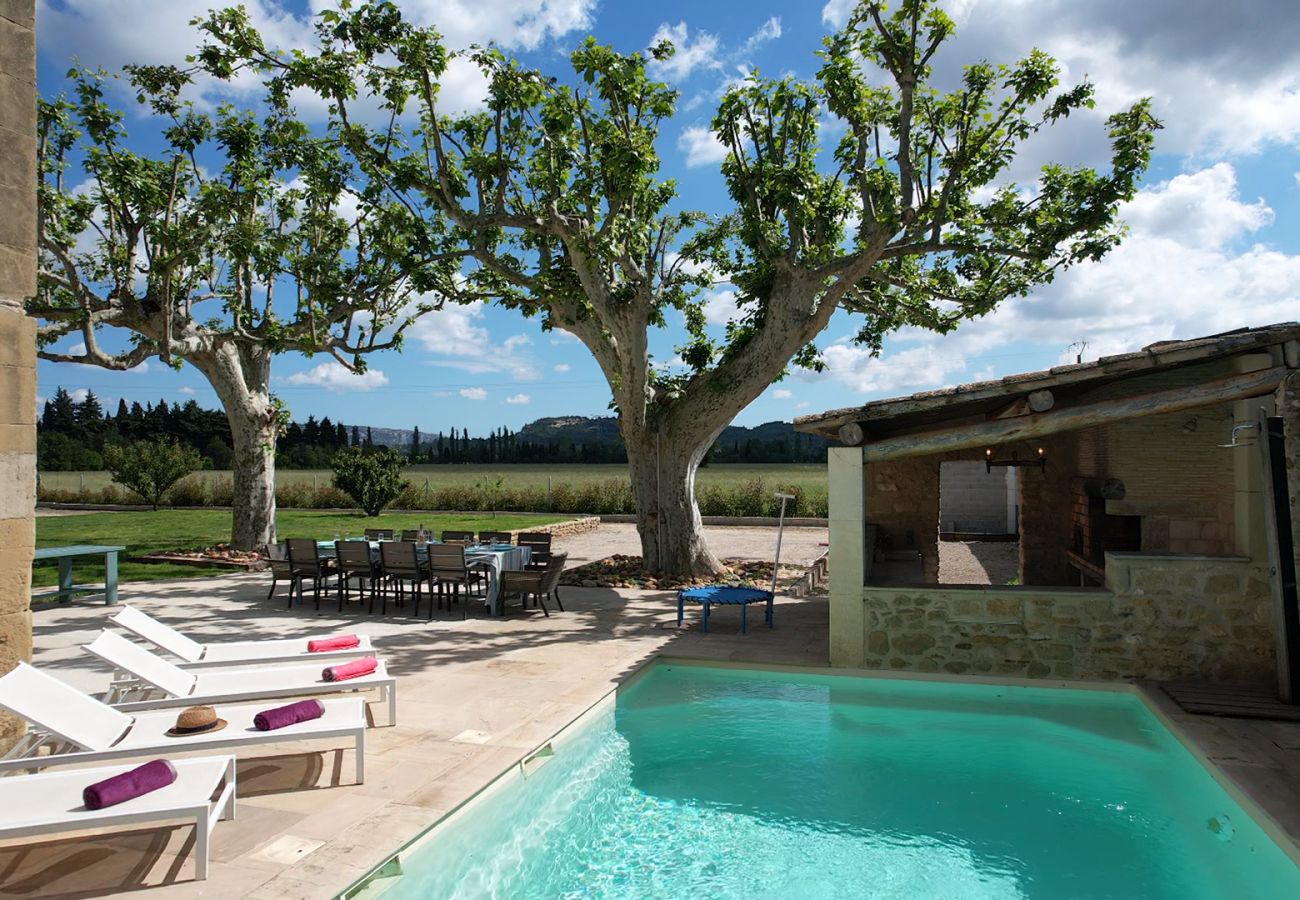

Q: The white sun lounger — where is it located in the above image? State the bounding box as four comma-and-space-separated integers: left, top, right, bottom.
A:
84, 631, 397, 725
0, 755, 236, 880
0, 662, 367, 783
110, 604, 376, 667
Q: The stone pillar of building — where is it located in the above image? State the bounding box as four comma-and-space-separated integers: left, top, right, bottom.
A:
0, 1, 37, 749
1278, 371, 1300, 568
828, 446, 866, 667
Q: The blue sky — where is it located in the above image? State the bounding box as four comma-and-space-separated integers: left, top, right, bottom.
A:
35, 0, 1300, 435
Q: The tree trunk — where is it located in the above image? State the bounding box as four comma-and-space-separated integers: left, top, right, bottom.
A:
193, 341, 278, 551
228, 413, 278, 550
623, 421, 727, 579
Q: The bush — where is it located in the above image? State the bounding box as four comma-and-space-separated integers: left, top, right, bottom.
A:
166, 476, 209, 507
103, 439, 203, 510
330, 447, 409, 516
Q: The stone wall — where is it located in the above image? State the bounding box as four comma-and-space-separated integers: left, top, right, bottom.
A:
0, 0, 36, 749
861, 552, 1274, 683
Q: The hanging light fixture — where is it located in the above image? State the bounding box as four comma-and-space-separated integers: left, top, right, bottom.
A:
985, 446, 1047, 474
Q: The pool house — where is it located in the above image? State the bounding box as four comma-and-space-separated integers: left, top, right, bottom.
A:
796, 323, 1300, 697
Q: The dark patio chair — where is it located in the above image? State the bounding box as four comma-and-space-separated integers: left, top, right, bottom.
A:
265, 543, 294, 602
364, 528, 394, 541
285, 538, 338, 611
379, 540, 432, 618
441, 530, 474, 543
517, 532, 553, 571
428, 543, 482, 618
499, 552, 568, 616
335, 540, 380, 613
400, 529, 425, 542
478, 531, 513, 544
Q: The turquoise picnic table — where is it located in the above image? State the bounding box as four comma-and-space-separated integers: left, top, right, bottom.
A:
32, 544, 126, 604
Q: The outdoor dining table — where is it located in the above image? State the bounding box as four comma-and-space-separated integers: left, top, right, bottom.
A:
316, 540, 531, 616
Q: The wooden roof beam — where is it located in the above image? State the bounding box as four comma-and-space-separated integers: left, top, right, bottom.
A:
858, 366, 1287, 463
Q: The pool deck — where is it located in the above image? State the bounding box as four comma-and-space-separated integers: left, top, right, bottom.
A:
7, 522, 1300, 896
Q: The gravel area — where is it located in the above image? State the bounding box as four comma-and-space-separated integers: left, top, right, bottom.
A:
937, 540, 1020, 585
552, 522, 827, 568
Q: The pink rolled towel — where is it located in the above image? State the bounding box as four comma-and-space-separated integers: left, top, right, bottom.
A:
308, 634, 361, 653
323, 657, 378, 682
254, 699, 325, 731
83, 759, 177, 810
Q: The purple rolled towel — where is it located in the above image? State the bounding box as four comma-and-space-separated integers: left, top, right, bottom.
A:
253, 699, 325, 732
83, 759, 177, 811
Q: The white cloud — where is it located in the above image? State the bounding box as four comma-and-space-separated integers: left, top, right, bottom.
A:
553, 363, 572, 373
679, 126, 729, 168
505, 393, 531, 404
177, 386, 196, 395
284, 361, 389, 392
68, 388, 89, 403
702, 288, 743, 326
741, 17, 782, 53
772, 388, 793, 399
407, 300, 541, 381
459, 387, 488, 400
646, 21, 723, 82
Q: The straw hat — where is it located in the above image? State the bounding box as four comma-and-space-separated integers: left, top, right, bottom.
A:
165, 705, 228, 737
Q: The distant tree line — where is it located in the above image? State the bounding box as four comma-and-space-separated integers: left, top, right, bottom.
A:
406, 426, 627, 465
38, 389, 824, 472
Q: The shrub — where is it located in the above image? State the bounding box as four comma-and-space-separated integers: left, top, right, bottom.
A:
166, 476, 209, 507
103, 439, 203, 510
330, 447, 409, 516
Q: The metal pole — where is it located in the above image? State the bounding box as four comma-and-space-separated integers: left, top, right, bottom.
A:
771, 492, 795, 596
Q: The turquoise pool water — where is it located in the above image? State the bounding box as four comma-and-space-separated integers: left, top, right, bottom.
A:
377, 665, 1300, 899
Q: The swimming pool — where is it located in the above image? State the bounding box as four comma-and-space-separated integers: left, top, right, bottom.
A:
358, 664, 1300, 899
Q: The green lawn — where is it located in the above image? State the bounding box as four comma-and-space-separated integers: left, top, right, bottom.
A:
39, 462, 827, 493
33, 508, 570, 589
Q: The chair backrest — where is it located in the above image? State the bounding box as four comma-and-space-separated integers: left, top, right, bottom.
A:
427, 543, 467, 579
380, 540, 421, 576
400, 529, 422, 542
517, 532, 552, 550
83, 631, 197, 699
540, 552, 569, 593
364, 528, 394, 541
335, 540, 374, 571
0, 662, 133, 751
110, 605, 205, 664
479, 531, 513, 544
266, 543, 292, 577
285, 538, 320, 568
441, 530, 474, 543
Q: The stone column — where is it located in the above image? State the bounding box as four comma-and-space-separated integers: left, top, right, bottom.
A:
0, 0, 37, 749
828, 446, 866, 667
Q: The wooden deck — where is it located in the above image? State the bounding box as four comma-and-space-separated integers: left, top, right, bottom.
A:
1162, 681, 1300, 722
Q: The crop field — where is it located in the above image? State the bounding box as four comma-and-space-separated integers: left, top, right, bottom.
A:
39, 463, 827, 493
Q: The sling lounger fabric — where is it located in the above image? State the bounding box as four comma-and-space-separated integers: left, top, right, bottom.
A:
0, 755, 236, 881
110, 604, 376, 667
0, 662, 367, 783
84, 631, 398, 726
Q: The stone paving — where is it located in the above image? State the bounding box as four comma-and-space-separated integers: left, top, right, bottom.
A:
5, 522, 1300, 897
4, 525, 829, 898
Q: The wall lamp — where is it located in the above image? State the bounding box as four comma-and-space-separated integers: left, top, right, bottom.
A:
985, 446, 1047, 474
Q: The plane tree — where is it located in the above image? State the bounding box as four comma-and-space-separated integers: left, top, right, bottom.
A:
196, 0, 1158, 574
32, 66, 456, 549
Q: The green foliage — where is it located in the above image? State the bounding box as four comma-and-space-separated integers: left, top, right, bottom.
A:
104, 439, 203, 510
330, 446, 409, 516
194, 0, 1158, 401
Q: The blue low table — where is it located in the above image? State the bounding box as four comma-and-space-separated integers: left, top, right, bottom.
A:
677, 585, 774, 634
32, 544, 126, 604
